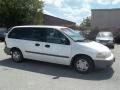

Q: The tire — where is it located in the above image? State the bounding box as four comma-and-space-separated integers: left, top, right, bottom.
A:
73, 56, 94, 74
111, 45, 114, 49
11, 49, 23, 63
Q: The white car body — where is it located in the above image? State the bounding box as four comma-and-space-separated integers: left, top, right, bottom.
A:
5, 26, 115, 70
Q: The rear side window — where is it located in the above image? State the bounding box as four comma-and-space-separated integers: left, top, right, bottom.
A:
8, 27, 47, 42
8, 28, 33, 40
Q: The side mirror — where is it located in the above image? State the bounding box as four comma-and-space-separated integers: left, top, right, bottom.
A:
61, 38, 70, 45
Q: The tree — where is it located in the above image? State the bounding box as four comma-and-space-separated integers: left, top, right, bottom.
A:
0, 0, 43, 28
80, 17, 91, 30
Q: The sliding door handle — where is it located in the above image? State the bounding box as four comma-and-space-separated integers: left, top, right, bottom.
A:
35, 43, 40, 47
45, 45, 50, 48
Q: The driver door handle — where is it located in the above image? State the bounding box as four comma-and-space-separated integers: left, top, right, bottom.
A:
45, 45, 50, 48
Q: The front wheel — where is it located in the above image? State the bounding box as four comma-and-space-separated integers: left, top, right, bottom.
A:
11, 49, 23, 63
74, 56, 94, 74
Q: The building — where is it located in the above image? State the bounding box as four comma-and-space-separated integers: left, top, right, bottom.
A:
43, 14, 76, 28
91, 9, 120, 30
0, 14, 76, 30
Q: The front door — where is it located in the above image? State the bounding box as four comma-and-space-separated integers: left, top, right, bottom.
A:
42, 28, 71, 65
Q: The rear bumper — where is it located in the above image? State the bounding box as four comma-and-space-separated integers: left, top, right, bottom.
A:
94, 58, 115, 69
105, 43, 114, 47
4, 46, 11, 55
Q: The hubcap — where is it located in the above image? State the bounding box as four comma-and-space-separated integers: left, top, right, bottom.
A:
76, 59, 89, 71
12, 51, 21, 61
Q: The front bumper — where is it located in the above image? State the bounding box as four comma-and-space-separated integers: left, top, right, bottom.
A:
99, 42, 114, 47
94, 58, 115, 69
104, 43, 114, 47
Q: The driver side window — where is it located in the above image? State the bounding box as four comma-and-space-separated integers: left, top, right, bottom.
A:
46, 28, 70, 45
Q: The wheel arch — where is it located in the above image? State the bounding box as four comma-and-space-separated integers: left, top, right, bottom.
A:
10, 47, 21, 52
10, 47, 22, 55
70, 54, 95, 67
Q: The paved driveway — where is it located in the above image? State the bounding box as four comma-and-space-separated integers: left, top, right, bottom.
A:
0, 43, 120, 90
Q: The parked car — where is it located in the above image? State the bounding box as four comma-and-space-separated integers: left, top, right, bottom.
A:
96, 32, 114, 48
114, 31, 120, 44
4, 26, 115, 74
0, 28, 7, 41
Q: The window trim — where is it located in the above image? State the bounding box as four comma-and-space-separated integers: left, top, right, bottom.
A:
8, 27, 71, 45
8, 27, 46, 42
8, 28, 34, 41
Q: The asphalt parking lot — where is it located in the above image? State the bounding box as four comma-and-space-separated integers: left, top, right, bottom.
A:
0, 42, 120, 90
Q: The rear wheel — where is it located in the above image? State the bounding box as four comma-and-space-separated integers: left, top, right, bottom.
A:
73, 56, 94, 74
11, 49, 23, 63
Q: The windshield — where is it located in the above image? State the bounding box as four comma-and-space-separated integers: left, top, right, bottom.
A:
62, 28, 85, 41
97, 32, 113, 38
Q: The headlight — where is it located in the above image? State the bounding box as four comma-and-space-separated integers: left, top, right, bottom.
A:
96, 52, 111, 58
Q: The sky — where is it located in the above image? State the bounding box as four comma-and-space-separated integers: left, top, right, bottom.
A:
42, 0, 120, 24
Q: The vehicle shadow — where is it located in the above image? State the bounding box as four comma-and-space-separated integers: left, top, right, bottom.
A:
0, 58, 114, 81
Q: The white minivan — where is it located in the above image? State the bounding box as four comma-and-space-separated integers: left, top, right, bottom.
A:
4, 26, 115, 73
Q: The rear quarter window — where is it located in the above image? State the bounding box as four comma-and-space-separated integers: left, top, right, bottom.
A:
8, 27, 47, 42
8, 28, 33, 40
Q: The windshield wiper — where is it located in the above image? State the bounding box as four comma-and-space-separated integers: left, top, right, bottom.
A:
75, 39, 91, 42
75, 40, 85, 42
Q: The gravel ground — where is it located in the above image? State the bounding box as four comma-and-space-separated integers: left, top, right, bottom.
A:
0, 42, 120, 90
